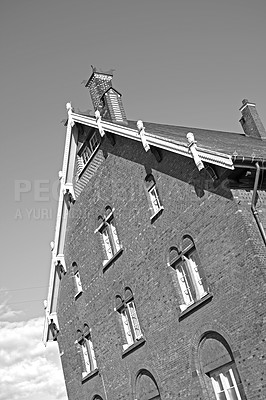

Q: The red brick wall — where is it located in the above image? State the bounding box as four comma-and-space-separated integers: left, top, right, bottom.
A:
57, 132, 266, 400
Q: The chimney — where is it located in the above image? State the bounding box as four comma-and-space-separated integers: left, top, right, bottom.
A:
85, 66, 127, 125
239, 99, 266, 139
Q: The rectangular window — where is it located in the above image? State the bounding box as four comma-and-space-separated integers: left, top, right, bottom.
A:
127, 301, 142, 340
148, 186, 162, 215
100, 215, 121, 265
121, 301, 142, 350
74, 271, 83, 295
102, 226, 113, 261
177, 256, 207, 310
145, 174, 163, 220
211, 366, 243, 400
121, 309, 134, 348
77, 132, 100, 176
170, 236, 208, 313
81, 336, 97, 377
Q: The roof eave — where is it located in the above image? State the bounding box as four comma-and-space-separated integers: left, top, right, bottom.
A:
71, 112, 234, 170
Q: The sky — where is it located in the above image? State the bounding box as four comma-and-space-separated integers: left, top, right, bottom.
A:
0, 0, 266, 399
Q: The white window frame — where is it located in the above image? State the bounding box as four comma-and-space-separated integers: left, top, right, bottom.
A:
98, 211, 121, 265
145, 175, 164, 220
148, 185, 162, 215
171, 240, 207, 312
115, 293, 143, 350
121, 309, 134, 349
77, 132, 100, 176
127, 301, 142, 340
210, 364, 243, 400
80, 335, 97, 378
118, 296, 143, 351
74, 270, 83, 296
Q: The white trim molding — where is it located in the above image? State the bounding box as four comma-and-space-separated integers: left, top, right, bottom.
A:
71, 112, 234, 170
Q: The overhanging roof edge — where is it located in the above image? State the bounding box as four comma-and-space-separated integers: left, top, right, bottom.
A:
72, 113, 234, 169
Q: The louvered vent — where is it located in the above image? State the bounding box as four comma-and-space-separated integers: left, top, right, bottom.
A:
105, 88, 127, 123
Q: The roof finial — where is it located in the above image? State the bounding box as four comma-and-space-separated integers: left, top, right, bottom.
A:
91, 65, 97, 73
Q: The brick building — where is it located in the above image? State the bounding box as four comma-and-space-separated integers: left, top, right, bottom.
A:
43, 68, 266, 400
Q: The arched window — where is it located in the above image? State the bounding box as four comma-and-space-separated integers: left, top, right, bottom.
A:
76, 324, 97, 379
96, 207, 122, 267
136, 370, 161, 400
116, 287, 143, 351
170, 236, 208, 311
199, 332, 246, 400
72, 262, 83, 297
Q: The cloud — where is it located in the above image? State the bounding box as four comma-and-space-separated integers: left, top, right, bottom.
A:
0, 317, 67, 400
0, 293, 22, 321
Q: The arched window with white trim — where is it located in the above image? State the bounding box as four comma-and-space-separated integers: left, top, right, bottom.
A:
169, 236, 208, 312
76, 323, 98, 379
115, 287, 143, 351
199, 332, 246, 400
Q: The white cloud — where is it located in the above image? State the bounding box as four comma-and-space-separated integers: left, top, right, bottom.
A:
0, 317, 67, 400
0, 296, 22, 322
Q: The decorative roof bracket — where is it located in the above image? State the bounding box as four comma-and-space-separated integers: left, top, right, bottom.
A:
187, 132, 204, 171
95, 110, 105, 137
137, 120, 150, 152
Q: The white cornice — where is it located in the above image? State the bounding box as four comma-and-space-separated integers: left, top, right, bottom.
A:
71, 113, 234, 170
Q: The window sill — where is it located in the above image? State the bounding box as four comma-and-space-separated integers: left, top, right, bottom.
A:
74, 291, 83, 300
150, 206, 164, 223
81, 368, 99, 383
103, 247, 123, 272
122, 337, 146, 358
179, 293, 213, 321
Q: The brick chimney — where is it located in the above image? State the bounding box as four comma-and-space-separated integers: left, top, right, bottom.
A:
85, 66, 127, 125
239, 99, 266, 139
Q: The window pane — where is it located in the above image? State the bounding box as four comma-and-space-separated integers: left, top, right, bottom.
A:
227, 388, 238, 400
121, 310, 134, 346
74, 271, 82, 293
128, 301, 142, 339
177, 263, 193, 304
82, 341, 91, 373
217, 394, 227, 400
149, 187, 161, 213
88, 338, 97, 370
185, 256, 206, 299
109, 220, 121, 252
102, 228, 113, 259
